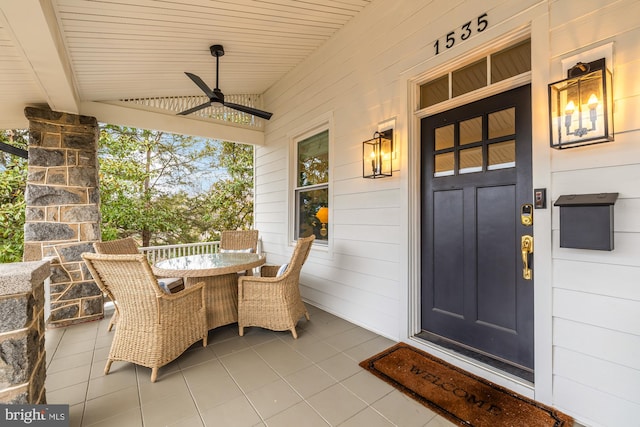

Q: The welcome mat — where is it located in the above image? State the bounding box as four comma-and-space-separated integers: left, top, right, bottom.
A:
360, 343, 573, 427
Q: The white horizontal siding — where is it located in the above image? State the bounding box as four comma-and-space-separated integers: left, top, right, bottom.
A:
554, 347, 640, 405
553, 375, 640, 427
253, 0, 640, 424
553, 288, 640, 336
554, 318, 640, 371
257, 0, 437, 339
302, 264, 400, 303
548, 1, 640, 424
551, 164, 640, 196
332, 239, 401, 263
553, 260, 640, 301
550, 131, 640, 172
552, 230, 640, 266
549, 0, 640, 59
300, 282, 399, 338
256, 156, 288, 176
333, 189, 401, 209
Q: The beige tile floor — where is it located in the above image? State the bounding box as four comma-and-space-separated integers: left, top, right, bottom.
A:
45, 305, 454, 426
44, 305, 581, 427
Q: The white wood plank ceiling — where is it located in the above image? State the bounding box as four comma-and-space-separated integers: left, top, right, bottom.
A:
0, 0, 372, 130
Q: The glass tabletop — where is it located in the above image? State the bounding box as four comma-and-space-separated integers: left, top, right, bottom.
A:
154, 252, 263, 271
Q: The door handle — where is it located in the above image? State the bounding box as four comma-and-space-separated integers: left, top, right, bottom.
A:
521, 235, 533, 280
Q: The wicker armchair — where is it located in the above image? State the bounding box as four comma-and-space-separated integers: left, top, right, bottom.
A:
238, 235, 315, 339
93, 237, 183, 331
82, 253, 207, 382
220, 230, 260, 276
93, 237, 184, 290
93, 237, 139, 255
220, 230, 259, 250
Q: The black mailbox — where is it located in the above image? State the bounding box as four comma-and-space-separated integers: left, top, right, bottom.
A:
554, 193, 618, 251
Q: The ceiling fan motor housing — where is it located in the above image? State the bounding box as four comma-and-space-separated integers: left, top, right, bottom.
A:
210, 45, 224, 57
212, 88, 224, 104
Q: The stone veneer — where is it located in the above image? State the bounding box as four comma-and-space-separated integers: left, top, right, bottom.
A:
0, 260, 50, 404
22, 107, 103, 327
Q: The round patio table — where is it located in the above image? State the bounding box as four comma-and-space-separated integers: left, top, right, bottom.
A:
152, 253, 265, 331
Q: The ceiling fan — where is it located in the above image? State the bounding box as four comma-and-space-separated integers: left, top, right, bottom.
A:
178, 44, 273, 120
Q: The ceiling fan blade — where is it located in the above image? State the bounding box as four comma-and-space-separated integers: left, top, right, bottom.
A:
224, 102, 273, 120
184, 72, 215, 98
177, 101, 212, 116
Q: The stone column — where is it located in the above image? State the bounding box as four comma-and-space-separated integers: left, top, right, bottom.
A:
22, 107, 103, 327
0, 260, 50, 404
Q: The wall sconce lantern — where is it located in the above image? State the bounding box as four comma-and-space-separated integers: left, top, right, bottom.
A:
315, 207, 328, 237
362, 129, 393, 178
548, 58, 613, 149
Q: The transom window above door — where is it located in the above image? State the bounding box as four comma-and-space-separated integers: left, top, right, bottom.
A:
420, 39, 531, 109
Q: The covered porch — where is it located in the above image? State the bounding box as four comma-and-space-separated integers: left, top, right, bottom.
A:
43, 305, 433, 427
1, 1, 639, 426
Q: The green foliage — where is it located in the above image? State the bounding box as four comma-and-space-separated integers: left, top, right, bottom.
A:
0, 124, 254, 262
98, 126, 254, 246
0, 130, 28, 262
197, 141, 254, 239
98, 125, 222, 246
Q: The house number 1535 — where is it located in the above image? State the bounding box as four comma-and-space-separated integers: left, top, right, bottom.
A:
434, 13, 488, 55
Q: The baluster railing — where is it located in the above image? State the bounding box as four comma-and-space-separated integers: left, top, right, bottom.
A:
140, 241, 220, 264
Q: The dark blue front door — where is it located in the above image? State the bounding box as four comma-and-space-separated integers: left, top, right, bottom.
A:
420, 85, 534, 374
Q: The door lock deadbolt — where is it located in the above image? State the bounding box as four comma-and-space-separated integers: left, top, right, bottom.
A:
521, 203, 533, 226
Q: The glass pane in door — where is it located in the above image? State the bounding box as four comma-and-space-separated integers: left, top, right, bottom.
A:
459, 146, 482, 174
460, 116, 482, 145
489, 107, 515, 139
488, 140, 516, 170
434, 152, 454, 177
435, 125, 454, 150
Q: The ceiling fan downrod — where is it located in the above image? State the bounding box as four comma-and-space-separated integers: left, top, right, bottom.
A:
210, 44, 224, 91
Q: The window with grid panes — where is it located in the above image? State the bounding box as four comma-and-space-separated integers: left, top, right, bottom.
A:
294, 129, 328, 243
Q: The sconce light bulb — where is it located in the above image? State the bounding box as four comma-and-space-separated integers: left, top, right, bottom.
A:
564, 100, 576, 115
588, 94, 598, 109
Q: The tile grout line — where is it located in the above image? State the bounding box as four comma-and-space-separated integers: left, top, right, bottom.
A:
251, 339, 331, 425
251, 325, 387, 426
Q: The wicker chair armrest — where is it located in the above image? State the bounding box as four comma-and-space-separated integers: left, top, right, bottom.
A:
158, 282, 206, 315
239, 275, 284, 285
260, 265, 281, 277
238, 276, 289, 300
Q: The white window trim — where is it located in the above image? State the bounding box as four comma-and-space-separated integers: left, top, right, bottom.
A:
287, 112, 334, 251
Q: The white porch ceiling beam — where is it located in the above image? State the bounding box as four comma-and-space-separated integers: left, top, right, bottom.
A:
0, 0, 79, 115
80, 102, 264, 146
